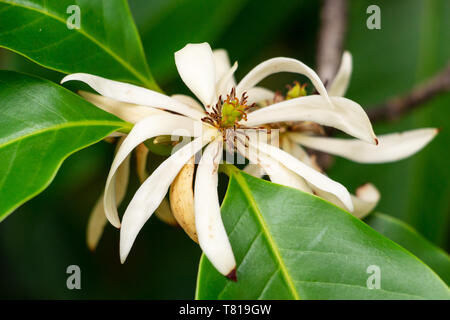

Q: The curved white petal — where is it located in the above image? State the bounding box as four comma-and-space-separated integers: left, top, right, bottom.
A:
86, 193, 108, 251
282, 136, 314, 168
61, 73, 204, 120
79, 91, 166, 124
213, 49, 236, 94
236, 57, 331, 106
314, 183, 380, 219
135, 143, 150, 184
195, 139, 236, 276
175, 43, 217, 108
237, 141, 311, 193
289, 128, 438, 163
114, 137, 131, 207
120, 133, 217, 263
328, 51, 352, 97
216, 61, 238, 96
87, 138, 130, 250
135, 143, 178, 227
280, 135, 292, 153
245, 95, 377, 144
171, 94, 205, 113
245, 87, 275, 105
351, 184, 380, 219
213, 49, 233, 83
250, 140, 353, 211
104, 114, 204, 228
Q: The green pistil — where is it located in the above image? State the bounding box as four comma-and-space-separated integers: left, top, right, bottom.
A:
221, 100, 246, 128
286, 81, 307, 100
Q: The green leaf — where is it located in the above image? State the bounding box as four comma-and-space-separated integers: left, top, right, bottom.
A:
196, 170, 449, 299
0, 70, 129, 221
366, 212, 450, 285
0, 0, 159, 90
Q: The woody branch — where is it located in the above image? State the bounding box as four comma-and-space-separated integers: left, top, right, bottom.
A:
316, 0, 348, 84
368, 63, 450, 122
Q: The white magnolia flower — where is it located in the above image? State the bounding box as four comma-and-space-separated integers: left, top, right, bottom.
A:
82, 93, 176, 250
62, 43, 379, 279
244, 51, 438, 218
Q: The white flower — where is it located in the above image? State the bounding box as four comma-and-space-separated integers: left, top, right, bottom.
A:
244, 51, 438, 218
83, 96, 176, 251
86, 136, 130, 251
62, 43, 379, 279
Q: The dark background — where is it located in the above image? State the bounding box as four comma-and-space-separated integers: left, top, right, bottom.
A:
0, 0, 449, 299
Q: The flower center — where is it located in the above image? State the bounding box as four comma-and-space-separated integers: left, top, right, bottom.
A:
202, 88, 254, 130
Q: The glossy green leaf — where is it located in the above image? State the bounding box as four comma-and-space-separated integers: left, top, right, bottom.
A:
0, 70, 129, 221
196, 170, 449, 299
366, 212, 450, 285
0, 0, 158, 90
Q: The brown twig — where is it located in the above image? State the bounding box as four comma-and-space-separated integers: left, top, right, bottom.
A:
368, 63, 450, 122
314, 0, 347, 170
316, 0, 348, 84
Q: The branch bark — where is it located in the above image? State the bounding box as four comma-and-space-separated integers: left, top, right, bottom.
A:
368, 63, 450, 122
316, 0, 348, 84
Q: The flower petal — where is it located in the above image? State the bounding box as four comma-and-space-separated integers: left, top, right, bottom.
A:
135, 143, 150, 184
246, 95, 377, 144
236, 57, 331, 106
86, 193, 108, 251
87, 137, 130, 250
250, 140, 353, 211
237, 141, 311, 193
79, 91, 165, 124
135, 143, 178, 227
104, 114, 204, 228
328, 51, 352, 97
170, 157, 198, 242
195, 139, 236, 277
171, 94, 205, 112
120, 132, 217, 263
289, 128, 438, 163
62, 73, 204, 120
352, 184, 380, 219
282, 136, 311, 164
314, 183, 380, 219
245, 87, 275, 105
175, 43, 217, 108
216, 61, 238, 96
213, 49, 233, 83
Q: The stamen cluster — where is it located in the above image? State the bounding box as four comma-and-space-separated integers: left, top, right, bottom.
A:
202, 88, 255, 130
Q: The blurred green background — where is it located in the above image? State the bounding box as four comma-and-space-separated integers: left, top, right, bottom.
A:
0, 0, 449, 299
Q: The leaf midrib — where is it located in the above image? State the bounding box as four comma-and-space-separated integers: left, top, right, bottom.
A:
0, 0, 153, 88
232, 171, 301, 300
0, 120, 127, 148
